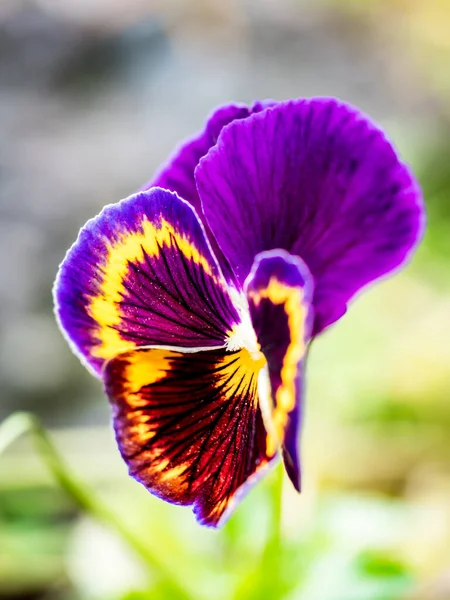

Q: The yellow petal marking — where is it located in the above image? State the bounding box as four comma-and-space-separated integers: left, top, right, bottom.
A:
88, 217, 225, 362
248, 278, 307, 456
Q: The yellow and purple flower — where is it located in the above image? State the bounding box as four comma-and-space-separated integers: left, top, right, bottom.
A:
54, 98, 425, 526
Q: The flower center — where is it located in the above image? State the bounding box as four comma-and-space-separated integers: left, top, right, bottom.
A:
225, 289, 280, 456
226, 289, 262, 360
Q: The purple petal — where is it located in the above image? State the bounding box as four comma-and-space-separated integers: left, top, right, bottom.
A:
142, 101, 275, 282
54, 188, 240, 375
196, 97, 425, 334
245, 249, 314, 490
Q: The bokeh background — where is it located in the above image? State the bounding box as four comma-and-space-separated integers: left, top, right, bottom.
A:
1, 0, 450, 599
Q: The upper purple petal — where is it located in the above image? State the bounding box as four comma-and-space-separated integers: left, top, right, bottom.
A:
195, 97, 425, 334
141, 101, 275, 282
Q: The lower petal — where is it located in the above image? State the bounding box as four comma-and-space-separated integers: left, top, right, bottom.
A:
245, 250, 314, 490
104, 346, 274, 527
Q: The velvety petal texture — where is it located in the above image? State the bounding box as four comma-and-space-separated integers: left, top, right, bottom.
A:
105, 346, 272, 526
143, 102, 272, 212
54, 188, 240, 375
196, 98, 425, 334
246, 250, 313, 490
142, 102, 274, 282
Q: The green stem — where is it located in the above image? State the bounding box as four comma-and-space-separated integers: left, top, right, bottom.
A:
270, 461, 284, 552
265, 463, 285, 589
250, 463, 285, 598
231, 463, 285, 600
0, 412, 191, 600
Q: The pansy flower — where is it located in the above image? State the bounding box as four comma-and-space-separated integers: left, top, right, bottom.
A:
54, 98, 424, 526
